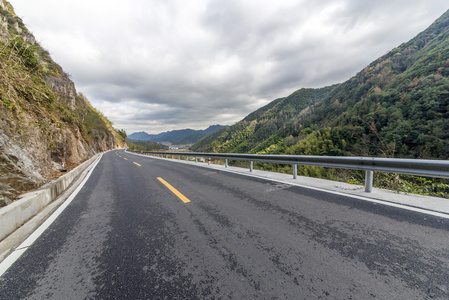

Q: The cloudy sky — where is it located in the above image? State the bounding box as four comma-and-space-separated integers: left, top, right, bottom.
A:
10, 0, 449, 134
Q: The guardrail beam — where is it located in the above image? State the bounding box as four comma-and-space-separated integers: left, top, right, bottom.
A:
129, 150, 449, 193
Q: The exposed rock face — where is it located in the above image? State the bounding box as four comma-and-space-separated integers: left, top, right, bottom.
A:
44, 76, 77, 108
0, 95, 121, 207
0, 115, 44, 206
0, 138, 41, 206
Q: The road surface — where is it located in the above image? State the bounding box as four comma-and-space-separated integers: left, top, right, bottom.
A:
0, 150, 448, 299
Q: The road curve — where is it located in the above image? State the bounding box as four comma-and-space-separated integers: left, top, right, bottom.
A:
0, 150, 448, 299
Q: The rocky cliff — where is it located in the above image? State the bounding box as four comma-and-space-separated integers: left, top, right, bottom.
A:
0, 0, 126, 206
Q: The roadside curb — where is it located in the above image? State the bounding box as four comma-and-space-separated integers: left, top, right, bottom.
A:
0, 153, 102, 263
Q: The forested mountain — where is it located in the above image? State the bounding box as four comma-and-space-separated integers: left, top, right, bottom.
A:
192, 9, 449, 161
128, 125, 227, 145
192, 87, 335, 154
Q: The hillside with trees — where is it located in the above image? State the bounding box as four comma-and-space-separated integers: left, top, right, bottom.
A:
191, 9, 449, 196
193, 9, 449, 160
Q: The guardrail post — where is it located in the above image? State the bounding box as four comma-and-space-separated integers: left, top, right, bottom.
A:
178, 155, 180, 160
250, 161, 253, 172
208, 158, 211, 165
195, 157, 198, 163
225, 159, 228, 168
365, 170, 374, 193
186, 156, 189, 162
293, 164, 297, 179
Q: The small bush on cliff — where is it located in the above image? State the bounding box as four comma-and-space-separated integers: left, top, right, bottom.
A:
0, 37, 56, 114
9, 37, 39, 70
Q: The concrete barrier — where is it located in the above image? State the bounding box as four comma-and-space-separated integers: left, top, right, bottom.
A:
0, 154, 100, 242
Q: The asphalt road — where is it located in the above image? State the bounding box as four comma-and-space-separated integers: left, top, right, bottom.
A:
1, 150, 448, 299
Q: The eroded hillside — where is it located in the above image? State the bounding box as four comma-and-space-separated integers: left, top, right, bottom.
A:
0, 0, 126, 206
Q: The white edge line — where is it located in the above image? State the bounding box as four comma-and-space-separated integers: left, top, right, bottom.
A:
0, 153, 103, 277
211, 167, 449, 219
126, 150, 449, 220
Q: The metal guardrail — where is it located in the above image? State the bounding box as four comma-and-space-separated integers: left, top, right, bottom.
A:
127, 150, 449, 193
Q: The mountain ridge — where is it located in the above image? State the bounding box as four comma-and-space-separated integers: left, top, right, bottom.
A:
128, 125, 227, 145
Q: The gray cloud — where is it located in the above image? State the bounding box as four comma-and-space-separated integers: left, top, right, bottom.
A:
10, 0, 449, 134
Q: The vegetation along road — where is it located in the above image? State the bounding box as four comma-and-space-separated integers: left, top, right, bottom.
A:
0, 150, 448, 299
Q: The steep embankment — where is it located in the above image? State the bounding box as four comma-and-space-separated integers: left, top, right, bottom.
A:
192, 9, 449, 160
0, 1, 126, 206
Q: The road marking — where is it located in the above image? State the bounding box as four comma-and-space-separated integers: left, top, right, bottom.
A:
124, 158, 128, 160
157, 177, 191, 203
133, 162, 141, 166
125, 150, 449, 218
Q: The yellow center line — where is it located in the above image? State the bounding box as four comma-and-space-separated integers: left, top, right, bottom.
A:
133, 162, 141, 166
124, 158, 128, 160
157, 177, 191, 203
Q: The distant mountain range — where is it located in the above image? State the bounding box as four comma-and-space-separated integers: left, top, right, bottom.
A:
128, 125, 227, 145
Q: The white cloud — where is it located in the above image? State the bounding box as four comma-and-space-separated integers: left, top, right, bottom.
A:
9, 0, 449, 134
